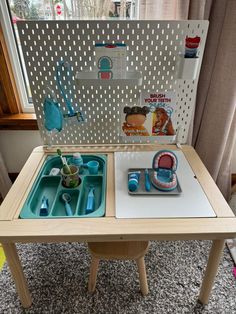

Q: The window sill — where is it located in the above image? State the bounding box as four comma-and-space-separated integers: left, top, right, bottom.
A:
0, 113, 38, 130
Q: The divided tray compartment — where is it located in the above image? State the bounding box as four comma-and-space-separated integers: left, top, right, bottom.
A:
52, 189, 79, 217
20, 154, 107, 219
128, 168, 182, 195
77, 176, 103, 217
28, 176, 61, 216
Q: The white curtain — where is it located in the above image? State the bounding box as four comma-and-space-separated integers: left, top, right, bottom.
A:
139, 0, 190, 19
193, 0, 236, 199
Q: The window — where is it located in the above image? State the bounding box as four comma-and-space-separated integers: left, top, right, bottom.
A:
1, 0, 187, 114
0, 0, 138, 113
1, 1, 33, 112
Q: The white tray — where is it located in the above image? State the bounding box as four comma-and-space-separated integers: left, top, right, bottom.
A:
115, 151, 216, 218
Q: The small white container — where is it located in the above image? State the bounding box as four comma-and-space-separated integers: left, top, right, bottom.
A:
178, 55, 199, 80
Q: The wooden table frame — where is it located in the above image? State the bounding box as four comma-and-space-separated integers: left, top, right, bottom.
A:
0, 144, 236, 308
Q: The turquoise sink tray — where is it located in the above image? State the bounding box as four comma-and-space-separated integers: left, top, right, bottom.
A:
20, 154, 107, 219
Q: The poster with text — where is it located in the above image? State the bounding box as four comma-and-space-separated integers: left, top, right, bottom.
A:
121, 91, 176, 139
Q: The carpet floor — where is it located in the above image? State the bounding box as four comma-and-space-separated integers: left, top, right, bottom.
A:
0, 241, 235, 314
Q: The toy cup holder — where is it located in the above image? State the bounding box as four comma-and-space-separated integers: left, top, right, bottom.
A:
61, 165, 81, 188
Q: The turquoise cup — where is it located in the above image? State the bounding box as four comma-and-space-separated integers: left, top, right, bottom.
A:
87, 161, 99, 174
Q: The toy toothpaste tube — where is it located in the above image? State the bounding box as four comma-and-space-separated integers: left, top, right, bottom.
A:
128, 171, 141, 192
185, 36, 201, 58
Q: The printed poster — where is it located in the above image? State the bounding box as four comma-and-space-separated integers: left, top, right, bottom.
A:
121, 91, 176, 138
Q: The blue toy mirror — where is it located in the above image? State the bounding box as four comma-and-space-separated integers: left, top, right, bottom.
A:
43, 88, 63, 132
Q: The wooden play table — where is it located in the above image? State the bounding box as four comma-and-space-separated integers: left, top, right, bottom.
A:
0, 144, 236, 308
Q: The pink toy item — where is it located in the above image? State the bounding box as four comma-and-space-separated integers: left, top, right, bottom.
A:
152, 150, 178, 191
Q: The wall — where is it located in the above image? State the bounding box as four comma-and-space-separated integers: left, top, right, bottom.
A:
0, 130, 236, 173
0, 131, 42, 173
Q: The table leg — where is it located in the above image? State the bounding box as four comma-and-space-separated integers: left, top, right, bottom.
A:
198, 239, 225, 305
2, 243, 32, 308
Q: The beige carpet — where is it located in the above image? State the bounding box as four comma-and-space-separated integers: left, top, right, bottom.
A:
0, 240, 235, 313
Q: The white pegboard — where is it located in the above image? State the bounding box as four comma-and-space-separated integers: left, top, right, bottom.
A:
17, 20, 208, 145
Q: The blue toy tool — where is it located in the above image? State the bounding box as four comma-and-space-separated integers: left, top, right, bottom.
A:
61, 193, 73, 216
56, 60, 85, 123
40, 196, 49, 216
145, 169, 151, 192
152, 150, 178, 191
86, 186, 95, 214
128, 171, 140, 192
43, 88, 63, 132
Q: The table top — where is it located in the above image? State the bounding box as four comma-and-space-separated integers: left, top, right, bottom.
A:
0, 144, 235, 243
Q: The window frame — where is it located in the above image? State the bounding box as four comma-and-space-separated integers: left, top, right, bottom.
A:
0, 1, 34, 113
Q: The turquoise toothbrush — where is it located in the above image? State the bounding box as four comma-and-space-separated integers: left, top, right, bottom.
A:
56, 60, 85, 122
145, 169, 151, 192
57, 149, 71, 174
86, 185, 95, 214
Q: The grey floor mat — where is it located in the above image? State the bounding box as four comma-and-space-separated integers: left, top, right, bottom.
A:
0, 240, 235, 314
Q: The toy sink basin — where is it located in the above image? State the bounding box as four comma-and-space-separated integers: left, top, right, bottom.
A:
20, 154, 107, 219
